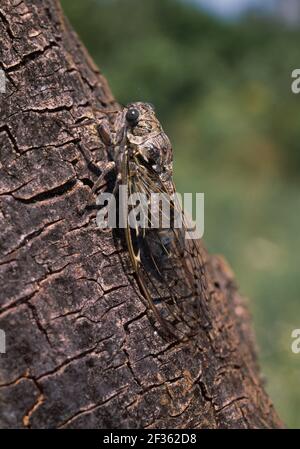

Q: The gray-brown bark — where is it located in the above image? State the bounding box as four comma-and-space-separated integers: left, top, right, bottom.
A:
0, 0, 283, 429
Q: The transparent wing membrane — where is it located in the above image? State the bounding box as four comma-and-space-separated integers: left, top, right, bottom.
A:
122, 151, 210, 338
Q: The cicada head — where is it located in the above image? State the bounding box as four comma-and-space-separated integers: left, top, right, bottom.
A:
125, 102, 159, 137
124, 102, 173, 181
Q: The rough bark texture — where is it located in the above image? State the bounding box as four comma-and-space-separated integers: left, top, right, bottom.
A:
0, 0, 283, 429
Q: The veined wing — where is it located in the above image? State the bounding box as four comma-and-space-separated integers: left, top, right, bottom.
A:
121, 149, 210, 338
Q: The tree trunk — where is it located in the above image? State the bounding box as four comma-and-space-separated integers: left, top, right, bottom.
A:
0, 0, 283, 429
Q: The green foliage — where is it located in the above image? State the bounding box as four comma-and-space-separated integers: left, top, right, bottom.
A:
61, 0, 300, 427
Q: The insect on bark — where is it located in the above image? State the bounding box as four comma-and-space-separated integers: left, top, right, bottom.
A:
91, 102, 210, 339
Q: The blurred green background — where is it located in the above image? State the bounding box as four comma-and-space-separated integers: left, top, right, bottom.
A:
61, 0, 300, 428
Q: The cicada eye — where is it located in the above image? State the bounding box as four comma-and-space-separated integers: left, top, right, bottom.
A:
126, 108, 139, 126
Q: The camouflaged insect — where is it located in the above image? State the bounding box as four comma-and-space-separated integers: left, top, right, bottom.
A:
93, 102, 210, 338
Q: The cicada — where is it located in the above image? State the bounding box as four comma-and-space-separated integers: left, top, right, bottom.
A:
92, 102, 210, 338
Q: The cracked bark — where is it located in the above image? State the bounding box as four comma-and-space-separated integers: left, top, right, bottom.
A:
0, 0, 283, 429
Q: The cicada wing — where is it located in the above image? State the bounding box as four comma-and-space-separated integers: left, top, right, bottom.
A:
122, 151, 210, 337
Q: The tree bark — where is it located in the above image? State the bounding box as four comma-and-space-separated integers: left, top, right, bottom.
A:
0, 0, 283, 429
